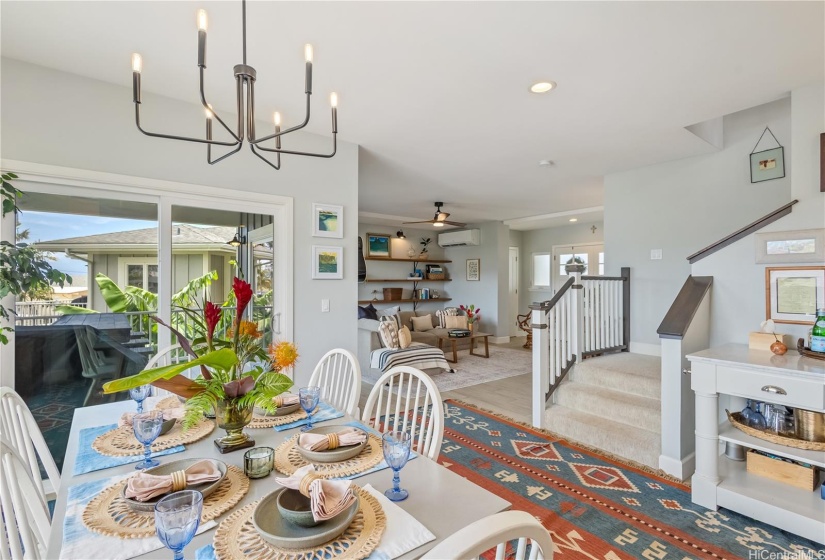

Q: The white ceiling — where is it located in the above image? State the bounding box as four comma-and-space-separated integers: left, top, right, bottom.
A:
2, 1, 823, 225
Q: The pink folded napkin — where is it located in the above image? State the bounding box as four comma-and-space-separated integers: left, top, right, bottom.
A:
273, 394, 299, 407
119, 407, 184, 427
297, 427, 367, 452
124, 459, 222, 501
275, 465, 357, 522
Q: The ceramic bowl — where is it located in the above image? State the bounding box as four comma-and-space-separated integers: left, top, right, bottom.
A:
276, 489, 318, 527
253, 402, 301, 417
159, 417, 176, 436
121, 458, 227, 512
296, 425, 368, 464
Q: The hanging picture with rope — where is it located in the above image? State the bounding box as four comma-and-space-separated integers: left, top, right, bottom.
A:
750, 126, 785, 183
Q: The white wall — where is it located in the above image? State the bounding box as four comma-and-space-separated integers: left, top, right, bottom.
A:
692, 83, 825, 347
0, 58, 359, 384
604, 97, 793, 350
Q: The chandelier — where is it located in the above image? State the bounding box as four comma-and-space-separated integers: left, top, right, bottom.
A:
130, 0, 338, 170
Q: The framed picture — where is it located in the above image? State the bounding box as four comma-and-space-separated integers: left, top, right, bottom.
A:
366, 233, 392, 259
466, 258, 480, 281
312, 245, 343, 279
312, 203, 343, 238
765, 266, 825, 325
750, 147, 785, 183
755, 228, 825, 264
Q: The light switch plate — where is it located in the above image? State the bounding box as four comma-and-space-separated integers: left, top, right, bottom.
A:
321, 299, 330, 313
650, 249, 662, 260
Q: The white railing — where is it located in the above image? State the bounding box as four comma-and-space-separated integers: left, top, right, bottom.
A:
14, 300, 87, 325
531, 267, 629, 428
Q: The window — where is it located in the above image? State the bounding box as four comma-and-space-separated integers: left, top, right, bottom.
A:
552, 244, 605, 290
119, 258, 159, 293
531, 253, 552, 289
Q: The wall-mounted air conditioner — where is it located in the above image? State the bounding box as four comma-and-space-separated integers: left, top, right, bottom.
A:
438, 229, 480, 247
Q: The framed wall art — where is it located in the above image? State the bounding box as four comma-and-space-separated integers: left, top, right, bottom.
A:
466, 258, 480, 281
312, 203, 343, 238
755, 228, 824, 264
312, 245, 344, 279
765, 266, 825, 324
750, 127, 785, 183
366, 233, 392, 259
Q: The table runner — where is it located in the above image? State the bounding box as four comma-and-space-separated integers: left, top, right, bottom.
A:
272, 401, 344, 431
73, 424, 185, 475
60, 474, 216, 560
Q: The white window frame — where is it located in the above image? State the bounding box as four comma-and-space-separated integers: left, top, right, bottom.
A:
119, 257, 159, 293
552, 242, 604, 291
530, 252, 553, 291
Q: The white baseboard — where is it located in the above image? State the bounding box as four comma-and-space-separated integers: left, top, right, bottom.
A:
629, 342, 662, 356
658, 452, 695, 481
490, 336, 510, 344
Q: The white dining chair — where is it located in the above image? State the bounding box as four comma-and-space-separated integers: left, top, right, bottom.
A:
308, 348, 362, 417
361, 365, 444, 460
0, 387, 60, 504
0, 438, 52, 560
423, 511, 555, 560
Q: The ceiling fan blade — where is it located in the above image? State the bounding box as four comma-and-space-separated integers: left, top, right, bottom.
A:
442, 220, 467, 227
403, 220, 436, 225
435, 212, 451, 221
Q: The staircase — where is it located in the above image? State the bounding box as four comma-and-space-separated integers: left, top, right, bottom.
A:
545, 352, 661, 469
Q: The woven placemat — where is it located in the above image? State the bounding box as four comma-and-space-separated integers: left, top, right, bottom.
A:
274, 433, 384, 478
155, 395, 185, 410
249, 409, 308, 429
82, 464, 249, 539
92, 417, 214, 457
212, 486, 385, 560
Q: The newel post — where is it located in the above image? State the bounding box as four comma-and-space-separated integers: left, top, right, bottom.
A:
530, 301, 550, 428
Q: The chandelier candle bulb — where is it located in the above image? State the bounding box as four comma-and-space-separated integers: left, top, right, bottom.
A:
197, 9, 208, 31
131, 53, 142, 103
304, 44, 313, 63
330, 93, 338, 133
274, 113, 282, 149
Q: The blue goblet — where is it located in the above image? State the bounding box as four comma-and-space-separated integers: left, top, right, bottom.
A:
129, 384, 151, 413
133, 411, 163, 470
155, 490, 203, 560
299, 386, 321, 432
382, 431, 412, 502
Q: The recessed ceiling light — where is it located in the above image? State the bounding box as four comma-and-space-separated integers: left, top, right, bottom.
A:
569, 218, 578, 222
539, 159, 555, 167
530, 81, 556, 93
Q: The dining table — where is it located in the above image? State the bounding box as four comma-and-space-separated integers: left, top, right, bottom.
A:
48, 398, 511, 559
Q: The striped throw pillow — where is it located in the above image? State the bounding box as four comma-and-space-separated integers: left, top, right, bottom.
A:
378, 319, 400, 349
435, 307, 459, 328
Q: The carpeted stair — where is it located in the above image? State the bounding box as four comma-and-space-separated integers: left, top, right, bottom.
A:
544, 352, 661, 469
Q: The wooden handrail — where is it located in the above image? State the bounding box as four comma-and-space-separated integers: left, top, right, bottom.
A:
657, 275, 713, 339
687, 200, 798, 264
529, 276, 575, 314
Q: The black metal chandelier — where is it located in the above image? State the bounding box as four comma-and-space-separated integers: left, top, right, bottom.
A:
130, 0, 338, 170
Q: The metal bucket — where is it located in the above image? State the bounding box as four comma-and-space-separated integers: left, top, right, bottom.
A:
793, 408, 825, 442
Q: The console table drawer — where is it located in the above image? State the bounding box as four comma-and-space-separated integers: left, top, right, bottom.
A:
716, 366, 825, 411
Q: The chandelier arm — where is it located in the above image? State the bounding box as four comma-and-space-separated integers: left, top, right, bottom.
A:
198, 68, 242, 142
207, 142, 244, 165
253, 134, 337, 159
250, 93, 312, 145
134, 105, 240, 147
250, 144, 281, 170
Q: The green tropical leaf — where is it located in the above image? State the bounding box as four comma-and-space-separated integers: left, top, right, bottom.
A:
101, 348, 238, 393
56, 304, 99, 315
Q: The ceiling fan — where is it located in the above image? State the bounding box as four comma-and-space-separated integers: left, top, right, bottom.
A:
403, 202, 466, 228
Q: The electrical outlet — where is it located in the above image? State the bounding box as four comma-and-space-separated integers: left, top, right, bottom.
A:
650, 249, 662, 260
321, 299, 330, 313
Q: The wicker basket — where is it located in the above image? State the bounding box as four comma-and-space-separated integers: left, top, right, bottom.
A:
726, 410, 825, 451
427, 273, 446, 280
382, 288, 403, 301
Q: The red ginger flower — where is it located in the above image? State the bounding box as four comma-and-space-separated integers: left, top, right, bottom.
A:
232, 277, 253, 321
204, 301, 222, 346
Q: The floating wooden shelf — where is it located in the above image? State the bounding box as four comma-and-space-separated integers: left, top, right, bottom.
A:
358, 298, 452, 304
364, 257, 451, 263
365, 278, 451, 283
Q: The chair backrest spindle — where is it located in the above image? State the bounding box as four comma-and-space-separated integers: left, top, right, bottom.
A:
308, 349, 361, 417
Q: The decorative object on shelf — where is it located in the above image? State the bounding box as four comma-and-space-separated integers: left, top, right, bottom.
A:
312, 203, 343, 239
382, 288, 403, 301
403, 201, 467, 228
798, 337, 825, 360
750, 127, 785, 183
755, 228, 824, 265
765, 266, 825, 325
426, 264, 445, 280
466, 258, 480, 281
370, 290, 379, 301
357, 237, 367, 283
419, 237, 432, 257
726, 410, 825, 451
312, 246, 344, 280
459, 304, 481, 332
129, 0, 338, 170
366, 233, 392, 259
755, 319, 789, 355
794, 407, 825, 443
407, 248, 417, 258
812, 308, 825, 352
102, 277, 295, 453
746, 449, 819, 491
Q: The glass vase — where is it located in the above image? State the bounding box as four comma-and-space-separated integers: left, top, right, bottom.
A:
214, 399, 253, 447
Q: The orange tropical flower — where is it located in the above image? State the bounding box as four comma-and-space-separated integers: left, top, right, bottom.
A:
268, 341, 299, 371
229, 320, 262, 340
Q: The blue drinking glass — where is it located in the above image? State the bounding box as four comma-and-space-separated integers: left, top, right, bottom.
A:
299, 386, 321, 432
133, 411, 163, 470
749, 401, 767, 430
129, 384, 152, 413
155, 490, 203, 560
382, 431, 412, 502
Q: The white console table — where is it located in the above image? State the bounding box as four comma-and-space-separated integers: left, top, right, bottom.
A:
688, 344, 825, 544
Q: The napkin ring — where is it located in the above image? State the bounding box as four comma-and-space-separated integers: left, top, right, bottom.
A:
299, 472, 321, 497
171, 469, 187, 492
326, 433, 340, 450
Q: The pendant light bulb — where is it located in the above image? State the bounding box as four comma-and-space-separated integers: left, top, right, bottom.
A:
205, 104, 213, 119
274, 112, 282, 126
197, 9, 208, 31
131, 53, 142, 73
433, 222, 444, 228
304, 44, 313, 63
330, 92, 338, 108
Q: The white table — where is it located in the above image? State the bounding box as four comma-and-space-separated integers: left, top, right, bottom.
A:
48, 400, 511, 559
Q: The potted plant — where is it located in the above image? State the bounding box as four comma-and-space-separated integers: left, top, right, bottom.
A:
459, 304, 481, 332
419, 237, 432, 257
102, 277, 295, 450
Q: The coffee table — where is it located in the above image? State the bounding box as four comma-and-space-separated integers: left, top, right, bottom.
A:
436, 331, 491, 363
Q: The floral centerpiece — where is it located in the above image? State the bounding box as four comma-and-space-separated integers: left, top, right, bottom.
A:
459, 304, 481, 331
103, 277, 295, 449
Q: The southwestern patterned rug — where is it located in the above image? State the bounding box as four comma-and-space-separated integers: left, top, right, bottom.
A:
439, 400, 823, 559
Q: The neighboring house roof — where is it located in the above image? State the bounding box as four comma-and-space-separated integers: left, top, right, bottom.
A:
35, 225, 238, 253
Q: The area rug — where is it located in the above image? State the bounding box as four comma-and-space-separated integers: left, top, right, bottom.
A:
362, 344, 531, 393
439, 400, 823, 559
